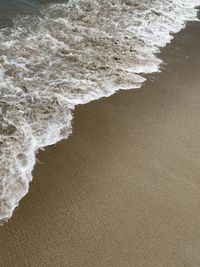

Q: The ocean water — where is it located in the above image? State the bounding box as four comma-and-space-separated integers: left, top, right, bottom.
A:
0, 0, 66, 27
0, 0, 199, 222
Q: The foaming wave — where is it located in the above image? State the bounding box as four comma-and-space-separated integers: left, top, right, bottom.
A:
0, 0, 199, 222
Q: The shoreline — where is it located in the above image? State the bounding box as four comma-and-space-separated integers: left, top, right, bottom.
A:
1, 2, 200, 221
1, 19, 200, 267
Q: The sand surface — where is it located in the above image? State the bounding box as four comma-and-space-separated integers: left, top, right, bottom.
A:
1, 20, 200, 267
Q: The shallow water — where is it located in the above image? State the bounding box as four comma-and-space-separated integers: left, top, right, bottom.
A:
0, 0, 66, 27
0, 0, 199, 222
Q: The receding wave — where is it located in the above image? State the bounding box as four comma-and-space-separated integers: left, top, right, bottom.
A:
0, 0, 199, 221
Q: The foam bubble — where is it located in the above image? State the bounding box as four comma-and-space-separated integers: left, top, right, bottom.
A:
0, 0, 199, 222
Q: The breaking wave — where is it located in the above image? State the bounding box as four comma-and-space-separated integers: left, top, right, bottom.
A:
0, 0, 199, 221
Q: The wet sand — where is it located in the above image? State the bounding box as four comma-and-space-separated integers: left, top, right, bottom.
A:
1, 20, 200, 267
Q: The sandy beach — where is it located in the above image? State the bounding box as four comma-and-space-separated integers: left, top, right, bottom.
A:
1, 19, 200, 267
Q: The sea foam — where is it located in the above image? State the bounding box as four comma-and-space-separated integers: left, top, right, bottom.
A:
0, 0, 199, 222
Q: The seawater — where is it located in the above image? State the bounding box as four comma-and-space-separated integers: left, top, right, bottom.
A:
0, 0, 46, 28
0, 0, 199, 222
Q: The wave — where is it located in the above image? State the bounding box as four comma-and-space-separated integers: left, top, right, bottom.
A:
0, 0, 199, 222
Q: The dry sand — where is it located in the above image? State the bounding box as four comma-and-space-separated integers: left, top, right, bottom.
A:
1, 20, 200, 267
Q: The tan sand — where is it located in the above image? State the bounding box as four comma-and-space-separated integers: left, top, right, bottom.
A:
1, 20, 200, 267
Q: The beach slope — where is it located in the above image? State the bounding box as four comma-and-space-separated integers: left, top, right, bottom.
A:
1, 20, 200, 267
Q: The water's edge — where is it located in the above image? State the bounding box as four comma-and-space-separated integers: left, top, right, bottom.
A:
0, 0, 200, 222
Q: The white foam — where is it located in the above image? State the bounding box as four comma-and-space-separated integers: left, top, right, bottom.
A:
0, 0, 199, 222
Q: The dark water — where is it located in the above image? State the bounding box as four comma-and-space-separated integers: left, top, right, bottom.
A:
0, 0, 66, 28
